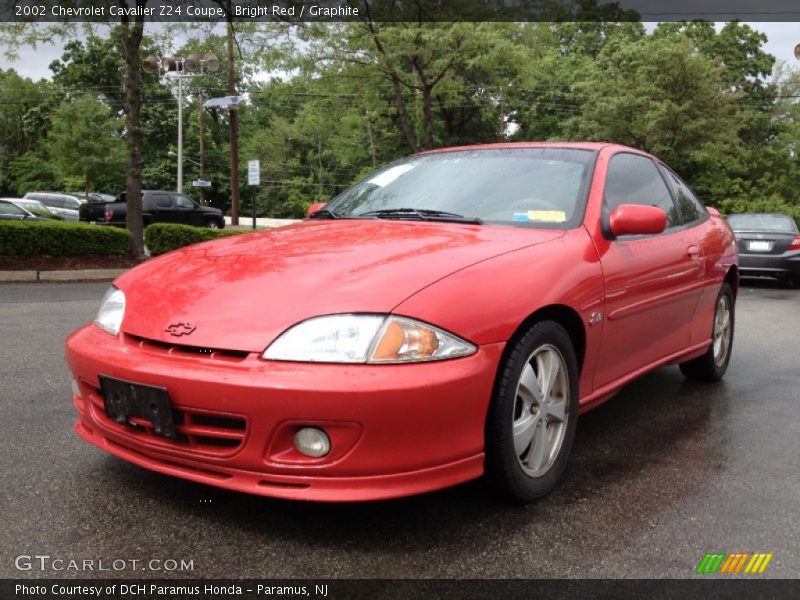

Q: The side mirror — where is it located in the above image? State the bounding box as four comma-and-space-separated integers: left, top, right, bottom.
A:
306, 202, 327, 218
609, 204, 667, 237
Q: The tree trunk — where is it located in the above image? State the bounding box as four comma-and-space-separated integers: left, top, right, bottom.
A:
362, 21, 418, 153
366, 114, 378, 167
120, 14, 145, 259
421, 85, 434, 150
392, 77, 418, 153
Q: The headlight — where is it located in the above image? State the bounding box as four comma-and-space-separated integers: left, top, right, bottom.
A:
94, 286, 125, 335
262, 314, 476, 364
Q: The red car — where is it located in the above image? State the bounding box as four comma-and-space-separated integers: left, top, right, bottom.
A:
65, 143, 738, 502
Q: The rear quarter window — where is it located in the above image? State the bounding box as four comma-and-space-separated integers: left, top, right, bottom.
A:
660, 166, 708, 225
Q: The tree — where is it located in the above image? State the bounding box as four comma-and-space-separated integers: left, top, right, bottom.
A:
564, 35, 740, 199
0, 69, 57, 195
49, 95, 125, 193
2, 4, 160, 258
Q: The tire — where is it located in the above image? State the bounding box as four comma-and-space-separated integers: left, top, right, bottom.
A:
485, 320, 579, 502
205, 219, 220, 229
679, 282, 735, 382
790, 275, 800, 290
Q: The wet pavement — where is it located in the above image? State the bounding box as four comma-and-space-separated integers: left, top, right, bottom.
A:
1, 280, 798, 578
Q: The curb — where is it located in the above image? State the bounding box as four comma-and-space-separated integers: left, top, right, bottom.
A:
0, 269, 127, 283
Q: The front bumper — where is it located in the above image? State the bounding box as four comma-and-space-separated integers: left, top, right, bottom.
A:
738, 251, 800, 278
66, 324, 503, 501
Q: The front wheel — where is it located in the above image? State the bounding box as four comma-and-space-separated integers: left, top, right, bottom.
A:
205, 219, 220, 229
485, 320, 579, 502
679, 282, 735, 382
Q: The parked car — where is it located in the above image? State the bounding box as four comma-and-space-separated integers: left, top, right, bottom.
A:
65, 142, 738, 503
8, 198, 62, 220
69, 192, 116, 204
23, 192, 82, 221
79, 190, 225, 229
726, 213, 800, 287
0, 198, 54, 221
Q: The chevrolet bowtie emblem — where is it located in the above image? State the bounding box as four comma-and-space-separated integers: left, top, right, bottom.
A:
165, 322, 196, 337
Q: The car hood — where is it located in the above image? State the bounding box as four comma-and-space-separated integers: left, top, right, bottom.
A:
116, 220, 563, 352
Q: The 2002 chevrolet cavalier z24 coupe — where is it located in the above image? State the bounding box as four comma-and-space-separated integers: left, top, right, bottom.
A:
66, 142, 738, 502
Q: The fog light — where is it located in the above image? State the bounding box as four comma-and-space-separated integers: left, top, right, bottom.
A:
294, 427, 331, 458
71, 379, 82, 398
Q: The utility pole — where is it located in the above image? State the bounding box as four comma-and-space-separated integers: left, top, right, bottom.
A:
177, 76, 184, 193
198, 89, 206, 203
227, 20, 240, 225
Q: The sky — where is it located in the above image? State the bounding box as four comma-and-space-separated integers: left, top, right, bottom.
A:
1, 22, 798, 81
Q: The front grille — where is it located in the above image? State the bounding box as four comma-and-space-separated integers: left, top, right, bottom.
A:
124, 333, 249, 362
85, 383, 247, 456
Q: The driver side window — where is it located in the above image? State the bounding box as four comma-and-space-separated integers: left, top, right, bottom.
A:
0, 202, 26, 216
604, 153, 681, 229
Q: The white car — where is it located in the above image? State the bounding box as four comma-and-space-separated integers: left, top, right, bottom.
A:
23, 192, 82, 221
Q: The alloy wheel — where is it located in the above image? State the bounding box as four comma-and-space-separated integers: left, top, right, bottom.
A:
713, 295, 732, 367
512, 344, 569, 477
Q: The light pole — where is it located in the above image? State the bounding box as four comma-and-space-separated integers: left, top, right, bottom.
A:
142, 53, 219, 194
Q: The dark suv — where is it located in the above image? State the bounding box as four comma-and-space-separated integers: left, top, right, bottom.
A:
80, 191, 225, 229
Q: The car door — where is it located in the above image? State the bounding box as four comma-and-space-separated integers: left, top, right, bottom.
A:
0, 201, 29, 220
60, 195, 82, 221
39, 195, 66, 217
147, 193, 175, 223
172, 193, 202, 226
592, 152, 704, 389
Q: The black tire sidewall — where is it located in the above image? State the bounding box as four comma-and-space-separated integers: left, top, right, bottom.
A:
486, 320, 580, 501
710, 282, 735, 378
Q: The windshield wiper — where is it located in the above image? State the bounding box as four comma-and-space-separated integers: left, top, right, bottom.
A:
356, 208, 483, 224
308, 208, 340, 219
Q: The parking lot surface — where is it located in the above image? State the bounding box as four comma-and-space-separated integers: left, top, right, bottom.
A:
1, 281, 798, 578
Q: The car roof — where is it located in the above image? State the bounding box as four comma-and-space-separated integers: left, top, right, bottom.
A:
727, 213, 793, 218
25, 191, 80, 198
415, 141, 623, 156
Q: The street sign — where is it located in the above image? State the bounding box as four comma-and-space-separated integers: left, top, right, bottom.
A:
192, 179, 212, 188
247, 160, 260, 186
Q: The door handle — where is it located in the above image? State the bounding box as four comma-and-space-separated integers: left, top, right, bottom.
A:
687, 245, 700, 260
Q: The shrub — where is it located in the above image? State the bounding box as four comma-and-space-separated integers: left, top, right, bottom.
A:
144, 223, 246, 256
0, 220, 131, 256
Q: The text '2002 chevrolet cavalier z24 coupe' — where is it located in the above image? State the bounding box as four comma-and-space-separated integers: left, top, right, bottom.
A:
66, 143, 738, 502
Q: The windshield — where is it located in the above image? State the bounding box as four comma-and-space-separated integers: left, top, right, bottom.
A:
727, 214, 797, 233
324, 148, 595, 228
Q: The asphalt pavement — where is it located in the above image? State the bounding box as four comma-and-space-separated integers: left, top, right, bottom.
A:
1, 280, 798, 579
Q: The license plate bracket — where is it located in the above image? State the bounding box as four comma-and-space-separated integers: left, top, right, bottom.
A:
99, 375, 177, 439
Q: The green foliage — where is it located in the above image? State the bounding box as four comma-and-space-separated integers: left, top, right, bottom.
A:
49, 95, 126, 193
0, 69, 59, 195
0, 221, 131, 256
564, 35, 739, 191
144, 223, 245, 256
7, 151, 59, 196
3, 14, 800, 227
